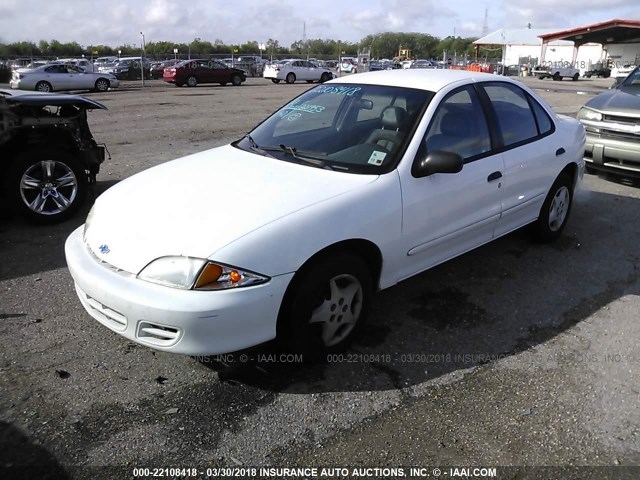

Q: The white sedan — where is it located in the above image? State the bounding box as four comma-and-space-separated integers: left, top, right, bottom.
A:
263, 59, 334, 84
65, 70, 585, 357
10, 64, 119, 92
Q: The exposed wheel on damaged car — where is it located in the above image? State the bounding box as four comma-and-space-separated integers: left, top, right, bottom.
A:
8, 149, 87, 224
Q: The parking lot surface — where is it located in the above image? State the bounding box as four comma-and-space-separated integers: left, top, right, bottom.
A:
1, 76, 639, 478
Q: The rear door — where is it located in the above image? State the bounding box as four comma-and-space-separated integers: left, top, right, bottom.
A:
478, 82, 559, 236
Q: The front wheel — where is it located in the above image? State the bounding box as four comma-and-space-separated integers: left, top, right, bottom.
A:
530, 173, 573, 242
285, 72, 296, 84
320, 72, 332, 83
9, 149, 88, 224
572, 73, 579, 81
278, 253, 373, 358
271, 78, 280, 84
552, 72, 561, 81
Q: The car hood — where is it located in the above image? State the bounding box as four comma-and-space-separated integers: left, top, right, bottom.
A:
85, 144, 378, 274
584, 87, 640, 115
0, 89, 107, 109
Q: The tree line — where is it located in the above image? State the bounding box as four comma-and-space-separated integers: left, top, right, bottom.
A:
0, 32, 490, 60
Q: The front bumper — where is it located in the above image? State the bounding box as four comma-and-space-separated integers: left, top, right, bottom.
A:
65, 226, 293, 355
584, 131, 640, 176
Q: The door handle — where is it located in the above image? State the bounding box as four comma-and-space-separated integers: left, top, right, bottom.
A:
556, 147, 566, 156
487, 171, 503, 182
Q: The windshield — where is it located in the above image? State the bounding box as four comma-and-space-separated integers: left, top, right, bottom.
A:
621, 67, 640, 88
234, 83, 434, 174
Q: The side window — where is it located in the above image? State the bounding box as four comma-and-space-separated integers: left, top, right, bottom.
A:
528, 93, 553, 135
483, 84, 539, 146
424, 86, 491, 160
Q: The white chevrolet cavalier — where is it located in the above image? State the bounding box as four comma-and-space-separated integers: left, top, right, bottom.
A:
65, 70, 585, 356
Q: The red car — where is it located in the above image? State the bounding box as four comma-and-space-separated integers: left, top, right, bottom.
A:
163, 59, 246, 87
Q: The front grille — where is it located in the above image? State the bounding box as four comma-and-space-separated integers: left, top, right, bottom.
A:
86, 243, 131, 277
603, 114, 640, 125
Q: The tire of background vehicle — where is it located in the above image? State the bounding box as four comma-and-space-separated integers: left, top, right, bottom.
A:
9, 149, 88, 224
572, 73, 579, 81
186, 75, 197, 87
231, 74, 242, 86
219, 82, 227, 86
538, 75, 545, 80
35, 81, 52, 92
586, 73, 592, 78
320, 72, 332, 83
278, 253, 373, 360
530, 172, 573, 242
286, 72, 296, 84
94, 78, 110, 92
271, 78, 280, 84
552, 72, 561, 81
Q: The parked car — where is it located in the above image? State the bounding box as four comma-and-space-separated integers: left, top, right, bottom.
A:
577, 66, 640, 176
66, 69, 585, 358
411, 59, 437, 69
162, 59, 246, 87
101, 57, 151, 80
584, 62, 611, 78
10, 64, 119, 92
532, 65, 580, 81
338, 58, 358, 73
0, 89, 108, 223
53, 58, 95, 73
150, 59, 181, 79
263, 59, 334, 84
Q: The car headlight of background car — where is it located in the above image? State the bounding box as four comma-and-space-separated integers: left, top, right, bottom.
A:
137, 256, 270, 290
577, 107, 603, 122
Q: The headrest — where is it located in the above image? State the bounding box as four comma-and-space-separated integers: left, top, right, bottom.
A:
440, 110, 471, 136
381, 106, 407, 130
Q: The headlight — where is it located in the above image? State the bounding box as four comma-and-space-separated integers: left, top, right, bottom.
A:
577, 107, 602, 122
138, 256, 269, 290
83, 205, 95, 242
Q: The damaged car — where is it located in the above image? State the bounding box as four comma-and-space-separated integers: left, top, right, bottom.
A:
0, 89, 108, 223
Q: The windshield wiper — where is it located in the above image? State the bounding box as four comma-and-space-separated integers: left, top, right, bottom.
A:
260, 144, 335, 170
242, 133, 274, 157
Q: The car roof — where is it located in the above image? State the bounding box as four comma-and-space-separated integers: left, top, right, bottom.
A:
0, 89, 107, 109
329, 69, 514, 92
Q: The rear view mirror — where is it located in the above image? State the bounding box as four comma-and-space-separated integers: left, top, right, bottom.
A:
356, 99, 373, 110
412, 150, 463, 177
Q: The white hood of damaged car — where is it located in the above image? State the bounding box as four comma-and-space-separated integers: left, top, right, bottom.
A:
85, 145, 378, 274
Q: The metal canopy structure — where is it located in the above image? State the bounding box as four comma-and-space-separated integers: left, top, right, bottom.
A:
538, 19, 640, 65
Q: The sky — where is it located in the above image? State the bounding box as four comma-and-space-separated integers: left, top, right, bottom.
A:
1, 0, 639, 48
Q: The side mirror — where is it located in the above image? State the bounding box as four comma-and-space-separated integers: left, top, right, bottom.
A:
412, 150, 463, 178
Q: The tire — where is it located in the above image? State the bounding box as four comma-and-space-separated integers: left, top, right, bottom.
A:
320, 72, 332, 83
186, 75, 197, 87
530, 173, 573, 242
538, 75, 546, 80
572, 73, 579, 81
271, 78, 280, 84
94, 78, 110, 92
219, 82, 227, 86
286, 72, 296, 84
586, 73, 593, 78
9, 149, 87, 224
278, 253, 373, 358
231, 74, 242, 86
35, 81, 52, 92
552, 72, 561, 81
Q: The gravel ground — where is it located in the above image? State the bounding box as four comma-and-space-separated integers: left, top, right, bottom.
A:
0, 75, 639, 479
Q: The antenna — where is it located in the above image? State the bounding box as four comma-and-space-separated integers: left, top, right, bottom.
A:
482, 8, 489, 37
